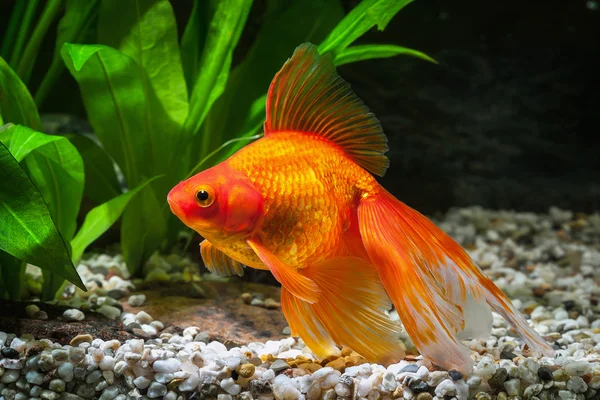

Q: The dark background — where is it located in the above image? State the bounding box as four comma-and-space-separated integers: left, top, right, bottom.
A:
2, 0, 599, 215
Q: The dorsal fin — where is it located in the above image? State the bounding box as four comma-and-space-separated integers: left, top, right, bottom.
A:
264, 43, 390, 177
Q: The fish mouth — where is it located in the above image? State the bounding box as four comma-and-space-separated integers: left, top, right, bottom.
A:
167, 189, 184, 219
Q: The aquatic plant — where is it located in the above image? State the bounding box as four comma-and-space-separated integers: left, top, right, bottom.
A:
0, 0, 99, 107
0, 59, 154, 300
62, 0, 434, 275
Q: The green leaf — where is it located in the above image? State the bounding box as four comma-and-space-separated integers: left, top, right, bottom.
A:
61, 43, 158, 186
0, 251, 25, 300
35, 0, 101, 106
182, 0, 253, 139
334, 44, 437, 66
0, 123, 63, 162
70, 176, 161, 263
181, 0, 212, 93
98, 0, 189, 127
0, 141, 85, 290
319, 0, 413, 54
121, 182, 167, 274
202, 0, 343, 158
68, 134, 121, 205
0, 124, 84, 241
0, 57, 42, 129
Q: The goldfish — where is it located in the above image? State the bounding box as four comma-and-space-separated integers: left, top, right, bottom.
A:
167, 43, 554, 373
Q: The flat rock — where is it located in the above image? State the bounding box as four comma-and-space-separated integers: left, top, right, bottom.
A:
121, 280, 287, 347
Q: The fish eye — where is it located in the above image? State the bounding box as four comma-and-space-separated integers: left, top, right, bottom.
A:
195, 185, 215, 208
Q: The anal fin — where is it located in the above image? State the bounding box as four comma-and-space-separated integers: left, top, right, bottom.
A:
247, 239, 320, 304
200, 240, 245, 277
283, 257, 405, 364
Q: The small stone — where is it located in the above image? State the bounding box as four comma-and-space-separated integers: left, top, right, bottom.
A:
399, 364, 419, 373
282, 326, 291, 335
194, 332, 210, 343
125, 322, 141, 333
128, 294, 146, 307
237, 363, 256, 378
26, 371, 44, 385
25, 304, 40, 318
565, 361, 591, 377
220, 377, 241, 395
409, 379, 429, 393
500, 351, 517, 360
147, 382, 167, 398
153, 359, 181, 373
179, 373, 200, 391
504, 378, 521, 397
416, 393, 433, 400
241, 293, 252, 304
489, 368, 509, 388
63, 309, 85, 321
133, 376, 151, 389
58, 362, 74, 382
475, 392, 492, 400
49, 379, 66, 392
567, 376, 587, 393
270, 359, 290, 372
107, 288, 127, 299
435, 379, 456, 397
263, 298, 280, 309
40, 390, 59, 400
134, 311, 153, 324
248, 379, 272, 395
538, 366, 553, 381
69, 334, 93, 346
97, 305, 121, 320
1, 347, 20, 359
448, 369, 463, 381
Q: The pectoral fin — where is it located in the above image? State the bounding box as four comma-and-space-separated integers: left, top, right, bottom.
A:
200, 240, 245, 277
246, 239, 320, 304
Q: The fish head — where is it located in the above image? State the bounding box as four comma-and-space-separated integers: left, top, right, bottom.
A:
167, 162, 264, 241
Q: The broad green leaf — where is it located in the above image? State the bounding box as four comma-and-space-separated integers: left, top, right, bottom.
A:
334, 44, 437, 66
319, 0, 413, 54
0, 141, 85, 290
0, 57, 42, 129
35, 0, 101, 106
121, 183, 167, 274
62, 43, 174, 186
182, 0, 253, 139
0, 123, 63, 162
69, 134, 121, 205
181, 0, 213, 93
70, 176, 161, 263
202, 0, 343, 159
98, 0, 189, 127
0, 251, 25, 300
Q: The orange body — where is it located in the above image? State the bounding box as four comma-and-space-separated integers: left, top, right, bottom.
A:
168, 43, 553, 373
212, 132, 373, 270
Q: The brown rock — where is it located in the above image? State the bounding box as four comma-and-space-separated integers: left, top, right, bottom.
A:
120, 281, 287, 348
237, 363, 256, 378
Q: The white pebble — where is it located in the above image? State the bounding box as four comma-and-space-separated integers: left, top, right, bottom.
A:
435, 379, 457, 397
63, 309, 85, 321
135, 311, 153, 324
147, 381, 167, 398
153, 358, 181, 373
128, 294, 146, 307
97, 305, 121, 320
133, 376, 151, 390
179, 372, 200, 391
220, 377, 241, 395
58, 362, 74, 382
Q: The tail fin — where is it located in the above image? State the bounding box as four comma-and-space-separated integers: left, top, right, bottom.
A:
357, 188, 553, 373
281, 257, 406, 364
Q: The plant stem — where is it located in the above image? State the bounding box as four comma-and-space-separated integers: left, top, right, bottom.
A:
1, 0, 27, 60
16, 0, 63, 84
8, 0, 40, 67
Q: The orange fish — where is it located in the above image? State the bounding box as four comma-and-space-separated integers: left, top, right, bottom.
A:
168, 43, 553, 373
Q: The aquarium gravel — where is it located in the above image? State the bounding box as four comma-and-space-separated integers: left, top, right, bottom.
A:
1, 206, 600, 400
